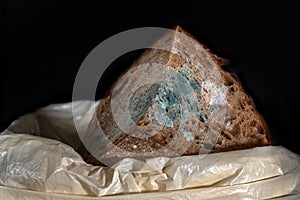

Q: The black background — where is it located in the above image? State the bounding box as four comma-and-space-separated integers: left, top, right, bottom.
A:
3, 1, 300, 154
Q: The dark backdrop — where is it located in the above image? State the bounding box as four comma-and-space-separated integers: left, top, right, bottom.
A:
3, 1, 300, 154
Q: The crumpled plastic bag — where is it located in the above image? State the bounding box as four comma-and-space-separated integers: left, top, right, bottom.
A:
0, 101, 300, 200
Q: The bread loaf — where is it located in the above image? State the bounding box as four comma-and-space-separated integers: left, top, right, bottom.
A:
79, 26, 272, 166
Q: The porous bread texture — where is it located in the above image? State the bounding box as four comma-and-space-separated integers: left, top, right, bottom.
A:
82, 26, 272, 165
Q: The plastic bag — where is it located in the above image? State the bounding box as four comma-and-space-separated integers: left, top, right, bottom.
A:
1, 101, 300, 200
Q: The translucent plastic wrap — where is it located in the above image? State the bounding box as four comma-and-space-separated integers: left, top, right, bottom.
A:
1, 101, 300, 200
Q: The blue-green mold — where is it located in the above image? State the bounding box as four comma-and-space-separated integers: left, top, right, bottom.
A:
128, 65, 206, 128
189, 79, 201, 92
179, 64, 191, 77
128, 83, 160, 123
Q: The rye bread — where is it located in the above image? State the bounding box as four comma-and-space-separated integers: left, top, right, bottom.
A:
78, 26, 272, 166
